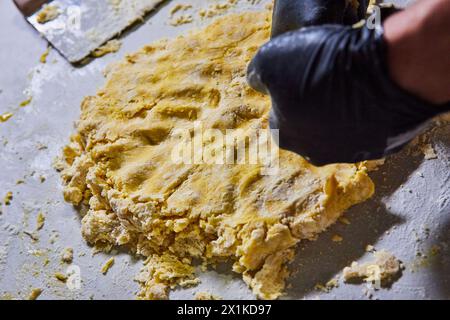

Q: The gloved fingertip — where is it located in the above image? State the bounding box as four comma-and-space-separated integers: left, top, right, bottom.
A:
247, 58, 269, 94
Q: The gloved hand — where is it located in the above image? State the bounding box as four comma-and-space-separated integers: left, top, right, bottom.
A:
271, 0, 369, 37
248, 0, 450, 166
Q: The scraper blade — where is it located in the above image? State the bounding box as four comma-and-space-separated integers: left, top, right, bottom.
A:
14, 0, 166, 63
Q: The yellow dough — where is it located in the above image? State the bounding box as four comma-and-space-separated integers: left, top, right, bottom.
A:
59, 11, 375, 299
36, 4, 60, 24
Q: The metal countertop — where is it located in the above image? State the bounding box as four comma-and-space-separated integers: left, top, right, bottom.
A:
0, 0, 448, 300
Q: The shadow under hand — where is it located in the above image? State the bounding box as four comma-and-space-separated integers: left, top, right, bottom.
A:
285, 202, 404, 299
285, 138, 429, 299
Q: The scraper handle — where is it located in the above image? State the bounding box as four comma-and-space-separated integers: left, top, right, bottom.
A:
13, 0, 49, 17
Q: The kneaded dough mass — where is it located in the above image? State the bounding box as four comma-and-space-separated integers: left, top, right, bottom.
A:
59, 11, 375, 299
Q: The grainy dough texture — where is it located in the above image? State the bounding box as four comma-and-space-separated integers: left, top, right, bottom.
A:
59, 11, 375, 299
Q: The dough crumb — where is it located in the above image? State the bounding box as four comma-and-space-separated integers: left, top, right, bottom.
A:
343, 250, 403, 288
364, 158, 386, 171
170, 14, 193, 26
199, 1, 238, 19
20, 97, 32, 107
422, 143, 438, 160
338, 217, 351, 225
40, 47, 51, 64
101, 257, 115, 275
195, 292, 222, 300
54, 272, 68, 283
315, 278, 339, 292
332, 234, 343, 242
28, 288, 43, 300
36, 4, 60, 24
3, 192, 13, 205
0, 113, 13, 123
92, 39, 122, 58
169, 4, 192, 16
326, 278, 340, 290
61, 248, 74, 264
36, 212, 45, 231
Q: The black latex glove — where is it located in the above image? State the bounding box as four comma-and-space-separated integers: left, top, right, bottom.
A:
248, 0, 450, 166
271, 0, 369, 37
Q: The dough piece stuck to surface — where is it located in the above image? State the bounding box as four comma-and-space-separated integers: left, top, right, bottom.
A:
343, 250, 403, 286
92, 39, 122, 58
28, 288, 43, 300
36, 4, 60, 24
101, 257, 115, 275
0, 113, 13, 123
59, 11, 375, 300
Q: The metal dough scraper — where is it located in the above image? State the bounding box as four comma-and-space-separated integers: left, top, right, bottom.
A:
14, 0, 166, 63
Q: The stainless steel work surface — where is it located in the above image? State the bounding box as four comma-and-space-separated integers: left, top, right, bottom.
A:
26, 0, 166, 63
0, 0, 448, 300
